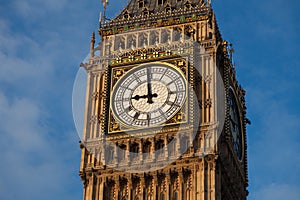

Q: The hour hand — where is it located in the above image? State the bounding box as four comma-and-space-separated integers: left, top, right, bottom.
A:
132, 94, 147, 100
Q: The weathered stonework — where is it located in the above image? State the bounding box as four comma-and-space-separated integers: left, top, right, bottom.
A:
79, 0, 248, 199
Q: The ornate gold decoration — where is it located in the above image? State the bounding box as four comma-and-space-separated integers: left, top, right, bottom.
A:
114, 69, 124, 78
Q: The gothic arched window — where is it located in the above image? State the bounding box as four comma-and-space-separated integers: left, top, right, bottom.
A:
174, 28, 182, 41
138, 0, 145, 8
165, 4, 171, 13
130, 142, 139, 160
168, 139, 176, 156
184, 1, 191, 9
123, 10, 130, 19
157, 0, 164, 5
149, 31, 159, 45
180, 136, 189, 154
156, 139, 164, 150
106, 146, 114, 163
174, 191, 179, 200
142, 8, 149, 17
161, 29, 170, 43
131, 143, 139, 153
160, 193, 165, 200
118, 144, 126, 161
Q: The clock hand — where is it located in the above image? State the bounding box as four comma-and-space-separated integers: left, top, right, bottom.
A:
146, 67, 158, 104
146, 67, 154, 104
131, 93, 158, 101
131, 94, 147, 100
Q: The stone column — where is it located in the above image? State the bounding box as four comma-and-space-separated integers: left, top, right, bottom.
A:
179, 170, 183, 200
139, 140, 143, 162
138, 174, 145, 200
128, 175, 132, 200
115, 176, 120, 200
126, 140, 130, 164
98, 177, 104, 200
153, 173, 157, 200
164, 136, 168, 158
166, 172, 170, 200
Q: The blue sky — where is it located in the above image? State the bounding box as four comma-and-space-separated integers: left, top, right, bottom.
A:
0, 0, 299, 199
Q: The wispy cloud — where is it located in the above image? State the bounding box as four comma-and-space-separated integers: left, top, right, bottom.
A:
251, 183, 300, 200
0, 0, 299, 199
0, 0, 91, 199
11, 0, 69, 18
0, 92, 82, 200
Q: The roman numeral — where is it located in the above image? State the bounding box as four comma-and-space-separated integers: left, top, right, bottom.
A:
166, 101, 180, 107
158, 109, 167, 119
169, 90, 185, 94
133, 112, 140, 120
166, 77, 180, 86
120, 86, 134, 91
133, 74, 142, 83
147, 113, 151, 126
159, 69, 168, 81
123, 97, 131, 102
124, 106, 133, 112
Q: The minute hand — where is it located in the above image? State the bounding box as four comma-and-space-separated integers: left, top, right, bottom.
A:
147, 67, 154, 104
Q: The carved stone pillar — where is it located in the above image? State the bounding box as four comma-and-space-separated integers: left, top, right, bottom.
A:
85, 173, 94, 200
178, 170, 183, 200
98, 176, 104, 200
166, 172, 170, 200
114, 176, 120, 200
139, 140, 143, 162
127, 175, 132, 200
150, 138, 155, 161
153, 173, 157, 200
140, 174, 145, 200
126, 140, 130, 164
164, 136, 168, 158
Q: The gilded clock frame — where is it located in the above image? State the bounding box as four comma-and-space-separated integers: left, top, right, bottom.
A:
106, 57, 192, 135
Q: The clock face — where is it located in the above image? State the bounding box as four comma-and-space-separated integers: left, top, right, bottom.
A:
111, 62, 186, 128
228, 88, 243, 161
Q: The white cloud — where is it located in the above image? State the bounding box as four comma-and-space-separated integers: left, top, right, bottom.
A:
12, 0, 69, 18
247, 84, 300, 161
0, 92, 82, 200
0, 18, 55, 86
0, 10, 85, 200
250, 183, 300, 200
0, 0, 298, 199
0, 93, 46, 150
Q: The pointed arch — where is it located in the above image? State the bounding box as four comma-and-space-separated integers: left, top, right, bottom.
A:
142, 7, 149, 17
138, 0, 145, 8
123, 10, 130, 19
184, 0, 191, 9
165, 3, 171, 13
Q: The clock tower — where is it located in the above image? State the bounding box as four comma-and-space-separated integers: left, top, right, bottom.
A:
79, 0, 249, 200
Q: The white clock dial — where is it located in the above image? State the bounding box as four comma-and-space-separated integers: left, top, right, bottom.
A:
111, 62, 186, 127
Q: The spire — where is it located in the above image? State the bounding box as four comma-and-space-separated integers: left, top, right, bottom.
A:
90, 32, 95, 58
100, 0, 109, 24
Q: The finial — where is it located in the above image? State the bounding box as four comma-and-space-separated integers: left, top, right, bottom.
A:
222, 40, 228, 54
91, 32, 95, 44
205, 0, 211, 6
228, 43, 235, 63
101, 0, 109, 24
90, 32, 95, 58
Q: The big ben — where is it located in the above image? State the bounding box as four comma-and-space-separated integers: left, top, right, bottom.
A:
79, 0, 249, 199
